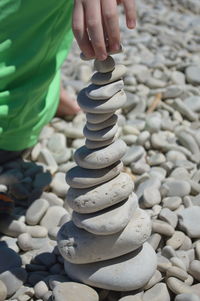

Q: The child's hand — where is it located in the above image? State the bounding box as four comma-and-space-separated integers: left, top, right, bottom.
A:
72, 0, 136, 61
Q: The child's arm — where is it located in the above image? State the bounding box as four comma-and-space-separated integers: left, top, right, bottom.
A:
72, 0, 136, 61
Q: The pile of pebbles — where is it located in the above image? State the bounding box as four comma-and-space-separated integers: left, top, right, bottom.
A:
1, 0, 200, 300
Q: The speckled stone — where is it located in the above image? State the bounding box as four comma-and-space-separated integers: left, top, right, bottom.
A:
66, 172, 134, 213
64, 242, 157, 291
72, 193, 138, 235
57, 209, 151, 264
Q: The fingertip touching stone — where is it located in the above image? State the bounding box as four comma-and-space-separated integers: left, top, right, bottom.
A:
94, 56, 115, 73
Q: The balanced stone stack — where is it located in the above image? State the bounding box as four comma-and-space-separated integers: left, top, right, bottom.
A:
57, 55, 157, 291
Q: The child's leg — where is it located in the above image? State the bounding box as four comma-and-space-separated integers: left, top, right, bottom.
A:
0, 0, 74, 152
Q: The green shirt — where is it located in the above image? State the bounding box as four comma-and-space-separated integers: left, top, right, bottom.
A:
0, 0, 73, 150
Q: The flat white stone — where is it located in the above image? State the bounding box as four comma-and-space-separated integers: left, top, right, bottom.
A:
94, 56, 115, 73
86, 80, 124, 100
64, 242, 157, 291
57, 208, 152, 264
83, 123, 118, 141
86, 112, 113, 124
78, 89, 127, 114
86, 114, 118, 131
66, 161, 123, 188
91, 65, 127, 85
74, 139, 127, 169
85, 137, 116, 149
66, 172, 134, 213
72, 193, 138, 235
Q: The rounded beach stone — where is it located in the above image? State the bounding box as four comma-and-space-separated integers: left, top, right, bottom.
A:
78, 89, 127, 114
85, 137, 116, 149
0, 217, 26, 238
66, 160, 123, 189
64, 242, 157, 291
91, 65, 127, 85
167, 277, 199, 295
0, 268, 27, 297
50, 172, 69, 198
57, 208, 151, 264
143, 283, 170, 301
25, 199, 49, 226
86, 114, 118, 131
94, 56, 115, 73
40, 206, 67, 230
86, 112, 113, 124
74, 139, 126, 169
0, 280, 7, 301
72, 193, 138, 235
178, 206, 200, 238
53, 282, 99, 301
86, 80, 124, 100
166, 266, 188, 281
66, 172, 134, 213
0, 247, 22, 274
83, 123, 118, 141
161, 179, 191, 197
175, 294, 200, 301
144, 270, 162, 290
166, 231, 185, 249
185, 66, 200, 85
142, 187, 161, 208
189, 260, 200, 281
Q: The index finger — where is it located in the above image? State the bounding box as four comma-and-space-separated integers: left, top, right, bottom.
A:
122, 0, 136, 29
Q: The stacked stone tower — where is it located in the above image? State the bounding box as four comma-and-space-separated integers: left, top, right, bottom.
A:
57, 55, 157, 291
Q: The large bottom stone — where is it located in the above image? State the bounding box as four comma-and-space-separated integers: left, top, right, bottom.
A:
64, 242, 157, 291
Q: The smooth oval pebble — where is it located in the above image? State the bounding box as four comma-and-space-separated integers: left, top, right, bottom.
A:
66, 161, 123, 188
25, 199, 49, 226
85, 137, 116, 149
72, 193, 138, 235
86, 80, 124, 100
86, 112, 113, 124
53, 282, 99, 301
94, 56, 115, 73
57, 208, 151, 264
0, 268, 27, 297
78, 89, 127, 114
64, 242, 157, 291
66, 172, 134, 213
83, 123, 118, 141
175, 294, 200, 301
74, 139, 126, 169
167, 277, 197, 295
143, 283, 170, 301
86, 114, 118, 131
91, 64, 127, 85
40, 206, 67, 230
189, 260, 200, 281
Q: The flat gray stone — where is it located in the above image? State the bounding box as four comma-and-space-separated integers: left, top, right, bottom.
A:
66, 172, 134, 213
86, 112, 113, 124
86, 114, 118, 131
0, 268, 27, 297
66, 161, 123, 188
64, 242, 157, 291
86, 80, 124, 100
185, 66, 200, 85
91, 65, 127, 85
178, 206, 200, 238
94, 56, 115, 73
83, 123, 118, 141
78, 89, 126, 114
0, 247, 21, 274
74, 139, 126, 169
53, 282, 99, 301
25, 199, 49, 226
57, 208, 151, 264
72, 193, 138, 235
85, 137, 116, 149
